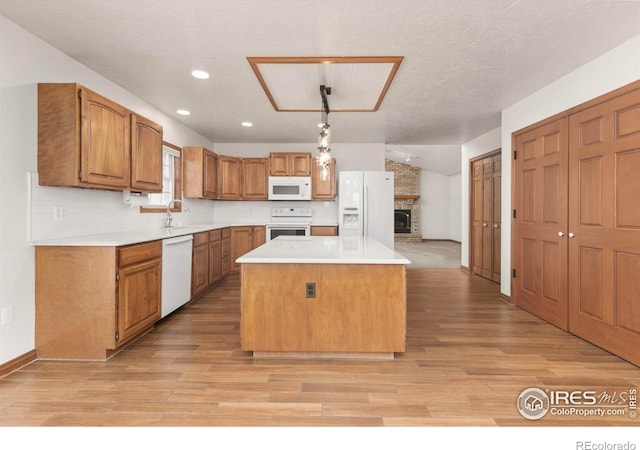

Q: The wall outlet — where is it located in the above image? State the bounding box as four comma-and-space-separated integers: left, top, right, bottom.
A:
53, 205, 67, 221
1, 306, 14, 326
305, 282, 316, 298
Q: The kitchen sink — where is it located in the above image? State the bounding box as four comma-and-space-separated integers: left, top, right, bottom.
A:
162, 226, 209, 235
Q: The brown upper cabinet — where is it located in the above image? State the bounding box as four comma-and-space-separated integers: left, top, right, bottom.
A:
269, 152, 311, 176
311, 158, 336, 200
242, 158, 269, 200
130, 113, 163, 192
218, 155, 242, 200
37, 83, 162, 192
182, 146, 218, 199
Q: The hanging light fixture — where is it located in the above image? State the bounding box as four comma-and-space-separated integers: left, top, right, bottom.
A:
316, 85, 332, 181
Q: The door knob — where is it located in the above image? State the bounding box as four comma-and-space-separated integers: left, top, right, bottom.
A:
568, 232, 575, 238
558, 231, 564, 237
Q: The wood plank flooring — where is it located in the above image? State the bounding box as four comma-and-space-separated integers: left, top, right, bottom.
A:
1, 269, 639, 427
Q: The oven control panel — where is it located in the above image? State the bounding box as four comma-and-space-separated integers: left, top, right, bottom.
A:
271, 207, 312, 218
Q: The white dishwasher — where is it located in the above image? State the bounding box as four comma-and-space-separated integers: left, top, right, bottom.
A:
162, 234, 194, 318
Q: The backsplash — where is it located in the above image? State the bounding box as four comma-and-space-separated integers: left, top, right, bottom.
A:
28, 172, 214, 241
210, 199, 338, 225
28, 172, 338, 242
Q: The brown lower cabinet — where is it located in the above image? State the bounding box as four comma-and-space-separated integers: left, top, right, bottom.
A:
221, 228, 231, 276
310, 226, 338, 236
191, 228, 232, 297
231, 226, 265, 273
209, 230, 223, 285
35, 240, 162, 360
191, 232, 210, 297
34, 226, 263, 361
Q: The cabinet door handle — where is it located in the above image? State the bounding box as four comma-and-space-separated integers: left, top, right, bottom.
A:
558, 231, 564, 237
483, 223, 488, 227
568, 232, 575, 238
494, 224, 500, 228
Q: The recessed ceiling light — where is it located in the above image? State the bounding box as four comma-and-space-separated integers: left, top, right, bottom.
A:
241, 122, 253, 127
177, 109, 191, 116
191, 70, 210, 79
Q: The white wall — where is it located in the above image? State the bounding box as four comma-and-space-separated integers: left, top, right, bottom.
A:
460, 127, 502, 269
417, 170, 462, 241
498, 33, 640, 297
418, 171, 449, 239
0, 15, 217, 365
449, 174, 462, 242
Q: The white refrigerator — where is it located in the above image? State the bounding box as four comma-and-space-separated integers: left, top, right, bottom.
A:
338, 171, 395, 249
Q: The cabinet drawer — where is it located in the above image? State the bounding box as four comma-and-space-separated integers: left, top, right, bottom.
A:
311, 226, 338, 236
193, 232, 209, 247
118, 241, 162, 267
221, 228, 231, 239
209, 229, 221, 242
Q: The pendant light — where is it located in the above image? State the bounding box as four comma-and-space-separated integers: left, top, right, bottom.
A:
316, 85, 332, 181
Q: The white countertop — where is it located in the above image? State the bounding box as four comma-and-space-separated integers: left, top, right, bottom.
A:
30, 223, 250, 246
30, 221, 339, 247
236, 236, 411, 265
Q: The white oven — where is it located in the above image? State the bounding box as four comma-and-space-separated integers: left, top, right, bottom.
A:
266, 207, 312, 241
266, 224, 311, 241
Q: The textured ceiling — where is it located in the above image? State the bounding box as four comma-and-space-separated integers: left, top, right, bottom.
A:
1, 0, 639, 157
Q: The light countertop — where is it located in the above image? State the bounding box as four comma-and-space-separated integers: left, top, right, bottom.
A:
236, 236, 411, 265
30, 221, 340, 247
30, 223, 252, 247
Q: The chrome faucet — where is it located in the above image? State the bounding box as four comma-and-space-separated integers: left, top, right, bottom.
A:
164, 199, 187, 228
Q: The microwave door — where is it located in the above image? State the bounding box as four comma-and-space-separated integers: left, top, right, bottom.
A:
272, 184, 300, 196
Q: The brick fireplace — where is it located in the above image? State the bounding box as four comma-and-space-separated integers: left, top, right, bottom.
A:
385, 160, 422, 243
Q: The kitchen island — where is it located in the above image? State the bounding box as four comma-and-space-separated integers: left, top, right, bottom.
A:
236, 236, 410, 359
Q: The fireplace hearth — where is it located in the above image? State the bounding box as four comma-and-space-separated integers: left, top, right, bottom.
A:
394, 209, 411, 234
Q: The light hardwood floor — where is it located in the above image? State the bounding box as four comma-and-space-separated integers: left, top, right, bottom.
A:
1, 269, 638, 427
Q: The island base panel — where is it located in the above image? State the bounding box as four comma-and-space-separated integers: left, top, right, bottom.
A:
252, 351, 394, 360
241, 263, 406, 354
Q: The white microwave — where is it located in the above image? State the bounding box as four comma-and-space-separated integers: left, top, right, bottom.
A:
268, 176, 311, 201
